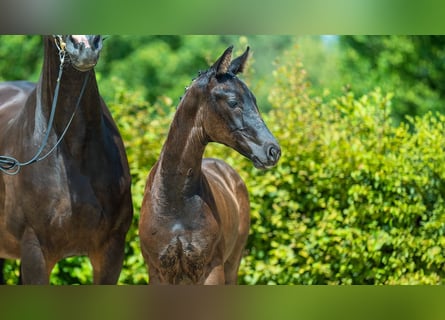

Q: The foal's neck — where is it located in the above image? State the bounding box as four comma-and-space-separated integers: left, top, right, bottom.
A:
158, 88, 207, 199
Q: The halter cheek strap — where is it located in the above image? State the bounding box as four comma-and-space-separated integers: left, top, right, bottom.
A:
0, 37, 89, 175
54, 35, 66, 53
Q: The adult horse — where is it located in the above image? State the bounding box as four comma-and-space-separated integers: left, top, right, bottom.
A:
139, 46, 281, 284
0, 35, 133, 284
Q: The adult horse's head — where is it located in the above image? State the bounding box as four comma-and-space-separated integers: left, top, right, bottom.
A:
199, 46, 281, 169
56, 35, 103, 72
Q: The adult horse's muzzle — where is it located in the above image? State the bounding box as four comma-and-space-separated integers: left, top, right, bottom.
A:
65, 35, 103, 72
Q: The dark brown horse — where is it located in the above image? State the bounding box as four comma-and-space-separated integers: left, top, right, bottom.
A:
0, 35, 133, 284
139, 46, 281, 284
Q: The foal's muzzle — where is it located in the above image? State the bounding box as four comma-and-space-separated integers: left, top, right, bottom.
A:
266, 143, 281, 165
249, 141, 281, 170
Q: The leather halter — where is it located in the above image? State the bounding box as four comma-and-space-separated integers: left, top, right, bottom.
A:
0, 36, 90, 175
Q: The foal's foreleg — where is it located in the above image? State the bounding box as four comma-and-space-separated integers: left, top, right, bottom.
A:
223, 252, 244, 284
89, 234, 126, 284
223, 231, 249, 285
204, 264, 225, 285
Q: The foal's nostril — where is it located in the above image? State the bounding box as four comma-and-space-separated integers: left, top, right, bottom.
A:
267, 145, 281, 163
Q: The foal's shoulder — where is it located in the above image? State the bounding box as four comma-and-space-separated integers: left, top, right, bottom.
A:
202, 158, 235, 174
202, 158, 244, 189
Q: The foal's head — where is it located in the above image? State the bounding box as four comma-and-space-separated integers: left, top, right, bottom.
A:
53, 35, 103, 71
192, 46, 281, 169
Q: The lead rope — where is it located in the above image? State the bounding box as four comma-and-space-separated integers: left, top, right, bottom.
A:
0, 37, 89, 175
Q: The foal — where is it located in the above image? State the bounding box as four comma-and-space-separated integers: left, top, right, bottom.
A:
139, 46, 281, 284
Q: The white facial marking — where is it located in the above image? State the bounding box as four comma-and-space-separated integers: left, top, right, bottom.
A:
71, 35, 91, 48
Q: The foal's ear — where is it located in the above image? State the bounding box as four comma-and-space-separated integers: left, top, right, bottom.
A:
229, 46, 250, 75
211, 46, 233, 76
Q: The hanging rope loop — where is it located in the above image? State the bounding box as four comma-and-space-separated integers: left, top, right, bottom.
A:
0, 36, 89, 175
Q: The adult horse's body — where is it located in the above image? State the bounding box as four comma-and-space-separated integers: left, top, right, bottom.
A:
0, 35, 133, 284
139, 46, 281, 284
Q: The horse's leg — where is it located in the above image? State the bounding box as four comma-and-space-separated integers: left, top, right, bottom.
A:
204, 264, 225, 284
223, 229, 249, 284
17, 262, 22, 284
224, 193, 250, 285
0, 259, 5, 284
223, 244, 246, 284
147, 268, 162, 285
89, 234, 125, 284
20, 227, 50, 284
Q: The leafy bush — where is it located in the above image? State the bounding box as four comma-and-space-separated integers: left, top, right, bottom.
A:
232, 46, 445, 284
97, 35, 227, 106
339, 36, 445, 122
0, 35, 41, 82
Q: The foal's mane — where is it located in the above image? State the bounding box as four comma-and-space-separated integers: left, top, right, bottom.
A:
181, 67, 238, 101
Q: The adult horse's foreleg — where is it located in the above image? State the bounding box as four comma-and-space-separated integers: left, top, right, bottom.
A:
20, 228, 54, 284
0, 259, 4, 284
89, 233, 126, 284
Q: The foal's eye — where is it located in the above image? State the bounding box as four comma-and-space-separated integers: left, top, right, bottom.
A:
228, 100, 239, 108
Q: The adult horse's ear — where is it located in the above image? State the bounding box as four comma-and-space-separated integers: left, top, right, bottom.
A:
211, 46, 233, 76
229, 46, 250, 75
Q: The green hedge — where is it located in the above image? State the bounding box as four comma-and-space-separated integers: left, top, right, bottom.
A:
234, 47, 445, 284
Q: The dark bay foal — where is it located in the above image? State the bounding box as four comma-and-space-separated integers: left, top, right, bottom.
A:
0, 35, 133, 284
139, 46, 281, 284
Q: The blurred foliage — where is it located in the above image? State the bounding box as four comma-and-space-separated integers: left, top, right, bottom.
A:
1, 35, 445, 285
338, 36, 445, 123
234, 47, 445, 284
97, 35, 221, 106
0, 35, 42, 82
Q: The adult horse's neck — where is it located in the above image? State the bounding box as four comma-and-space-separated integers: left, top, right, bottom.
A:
35, 37, 103, 157
157, 86, 207, 200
